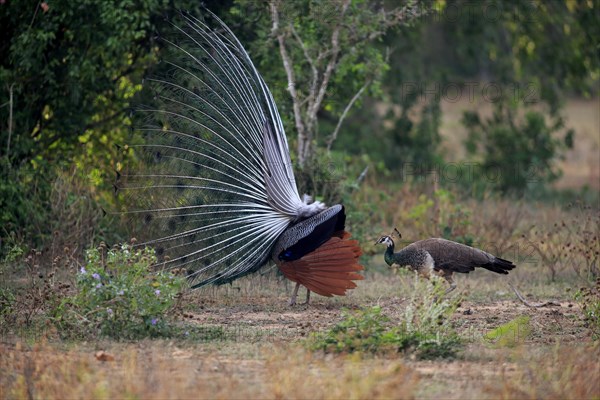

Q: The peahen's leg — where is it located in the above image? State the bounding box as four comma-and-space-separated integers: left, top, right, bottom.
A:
289, 282, 301, 306
443, 273, 457, 294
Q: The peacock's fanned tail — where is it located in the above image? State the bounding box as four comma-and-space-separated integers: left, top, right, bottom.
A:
119, 11, 313, 287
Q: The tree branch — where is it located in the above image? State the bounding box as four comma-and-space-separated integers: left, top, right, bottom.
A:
6, 83, 14, 161
326, 78, 370, 151
290, 23, 316, 73
290, 23, 319, 134
271, 1, 307, 165
310, 0, 350, 122
508, 281, 560, 308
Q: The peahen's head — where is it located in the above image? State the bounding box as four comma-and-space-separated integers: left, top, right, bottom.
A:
375, 235, 394, 247
375, 228, 402, 247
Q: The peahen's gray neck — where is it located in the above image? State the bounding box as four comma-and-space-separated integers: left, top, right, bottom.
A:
384, 244, 413, 267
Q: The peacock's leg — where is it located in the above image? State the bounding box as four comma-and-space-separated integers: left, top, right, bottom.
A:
289, 282, 301, 306
303, 289, 311, 305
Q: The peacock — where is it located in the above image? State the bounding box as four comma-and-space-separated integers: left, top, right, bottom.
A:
375, 230, 515, 294
118, 10, 364, 305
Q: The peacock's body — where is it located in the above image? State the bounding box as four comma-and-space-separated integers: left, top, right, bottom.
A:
119, 11, 363, 304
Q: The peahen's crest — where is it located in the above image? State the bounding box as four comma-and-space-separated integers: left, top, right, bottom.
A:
118, 10, 363, 303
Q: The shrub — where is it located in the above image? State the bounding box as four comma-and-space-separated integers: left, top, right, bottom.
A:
575, 278, 600, 340
483, 316, 531, 348
0, 286, 16, 328
527, 204, 599, 282
55, 244, 185, 339
406, 189, 474, 244
308, 306, 400, 354
0, 248, 73, 336
309, 277, 462, 359
0, 161, 53, 257
462, 106, 573, 195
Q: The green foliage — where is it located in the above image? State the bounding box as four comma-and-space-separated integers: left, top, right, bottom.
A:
575, 278, 600, 340
0, 161, 52, 250
309, 277, 462, 359
436, 0, 598, 110
231, 0, 425, 165
0, 0, 597, 263
483, 316, 531, 348
1, 167, 122, 259
309, 306, 402, 353
463, 106, 573, 194
335, 9, 445, 175
443, 0, 594, 196
1, 233, 26, 264
1, 1, 161, 161
339, 0, 597, 188
0, 286, 16, 328
55, 244, 185, 339
398, 276, 463, 359
0, 0, 208, 256
407, 189, 473, 244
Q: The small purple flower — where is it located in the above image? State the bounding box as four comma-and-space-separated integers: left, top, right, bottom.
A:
80, 267, 87, 274
95, 283, 102, 289
92, 273, 101, 280
117, 290, 124, 296
107, 308, 113, 315
151, 318, 158, 325
184, 331, 189, 336
154, 289, 161, 296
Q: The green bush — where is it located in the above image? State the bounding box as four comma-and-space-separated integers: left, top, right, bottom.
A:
407, 189, 474, 244
309, 277, 462, 359
55, 244, 185, 339
309, 306, 399, 354
0, 286, 16, 328
0, 161, 53, 256
462, 106, 573, 195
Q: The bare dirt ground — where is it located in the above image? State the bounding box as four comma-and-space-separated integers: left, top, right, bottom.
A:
183, 295, 586, 346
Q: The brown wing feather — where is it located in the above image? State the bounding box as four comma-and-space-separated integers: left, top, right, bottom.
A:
411, 238, 495, 273
277, 231, 364, 297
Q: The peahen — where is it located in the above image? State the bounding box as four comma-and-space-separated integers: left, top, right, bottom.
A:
118, 11, 364, 305
375, 230, 515, 294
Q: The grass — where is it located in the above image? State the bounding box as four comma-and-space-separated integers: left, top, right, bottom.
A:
1, 254, 597, 399
307, 289, 462, 360
0, 341, 419, 400
484, 343, 600, 399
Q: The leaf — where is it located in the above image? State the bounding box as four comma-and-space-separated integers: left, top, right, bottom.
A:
483, 315, 531, 348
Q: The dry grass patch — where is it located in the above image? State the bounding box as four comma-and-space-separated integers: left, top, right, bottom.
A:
0, 340, 418, 400
484, 343, 600, 399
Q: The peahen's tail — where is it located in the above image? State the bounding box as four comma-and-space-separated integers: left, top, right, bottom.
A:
481, 257, 516, 275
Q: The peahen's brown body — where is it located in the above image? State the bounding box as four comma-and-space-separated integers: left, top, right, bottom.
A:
376, 235, 516, 294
